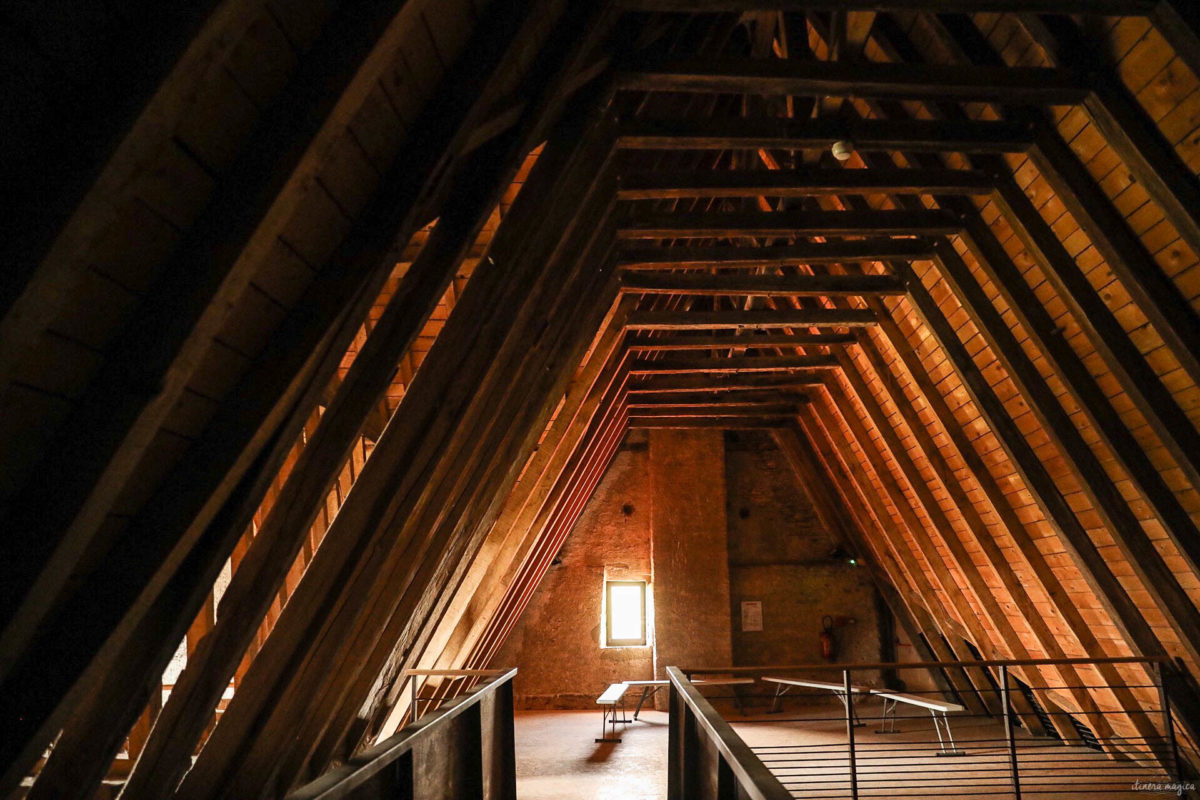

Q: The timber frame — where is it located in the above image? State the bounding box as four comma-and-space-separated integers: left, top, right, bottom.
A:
6, 0, 1200, 796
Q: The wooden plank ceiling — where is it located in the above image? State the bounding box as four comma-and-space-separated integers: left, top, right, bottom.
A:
4, 0, 1200, 796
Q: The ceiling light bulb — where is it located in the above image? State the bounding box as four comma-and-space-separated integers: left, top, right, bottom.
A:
832, 140, 854, 161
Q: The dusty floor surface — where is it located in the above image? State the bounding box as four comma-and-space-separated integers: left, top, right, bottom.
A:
514, 709, 669, 800
732, 704, 1175, 799
513, 704, 1177, 800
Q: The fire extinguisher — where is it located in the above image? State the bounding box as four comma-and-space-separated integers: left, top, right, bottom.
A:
819, 615, 837, 661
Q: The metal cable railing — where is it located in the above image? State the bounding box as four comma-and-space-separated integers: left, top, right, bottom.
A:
671, 657, 1198, 800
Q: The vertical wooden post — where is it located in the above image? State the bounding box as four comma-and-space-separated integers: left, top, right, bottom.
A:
1156, 662, 1181, 781
668, 683, 684, 800
489, 677, 517, 800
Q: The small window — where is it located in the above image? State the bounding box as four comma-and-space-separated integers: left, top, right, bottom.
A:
605, 580, 647, 647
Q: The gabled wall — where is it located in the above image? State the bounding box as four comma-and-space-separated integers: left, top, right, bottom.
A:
496, 429, 887, 709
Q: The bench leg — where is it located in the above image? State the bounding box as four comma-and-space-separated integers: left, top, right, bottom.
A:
632, 686, 657, 721
614, 697, 632, 725
932, 710, 965, 756
768, 683, 788, 714
875, 697, 900, 734
595, 706, 623, 744
836, 691, 866, 728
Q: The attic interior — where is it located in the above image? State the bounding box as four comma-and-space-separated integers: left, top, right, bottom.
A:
7, 0, 1200, 798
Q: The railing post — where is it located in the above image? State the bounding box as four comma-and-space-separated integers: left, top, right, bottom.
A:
1157, 662, 1181, 780
488, 677, 517, 800
1000, 665, 1021, 800
668, 681, 683, 800
845, 669, 858, 800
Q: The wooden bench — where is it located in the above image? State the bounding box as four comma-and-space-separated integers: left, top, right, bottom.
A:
763, 676, 871, 725
596, 682, 630, 743
624, 679, 668, 721
601, 675, 758, 741
872, 690, 965, 755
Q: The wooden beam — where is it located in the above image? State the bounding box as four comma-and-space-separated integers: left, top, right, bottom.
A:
620, 272, 904, 297
625, 331, 858, 349
870, 14, 1200, 682
626, 391, 809, 406
1029, 127, 1200, 392
617, 168, 993, 199
791, 409, 998, 717
171, 114, 620, 798
627, 416, 791, 428
775, 425, 989, 716
617, 57, 1089, 103
617, 117, 1035, 152
902, 269, 1171, 667
1024, 15, 1200, 263
619, 238, 934, 268
627, 354, 840, 373
1153, 0, 1200, 84
4, 1, 572, 791
824, 303, 1105, 743
931, 243, 1200, 671
854, 305, 1144, 745
0, 0, 243, 386
929, 13, 1200, 481
619, 209, 960, 239
617, 0, 1155, 12
796, 402, 1008, 718
626, 373, 827, 392
626, 308, 877, 329
626, 403, 804, 416
859, 15, 1198, 748
110, 102, 582, 800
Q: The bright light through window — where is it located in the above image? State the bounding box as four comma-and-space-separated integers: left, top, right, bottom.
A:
605, 580, 646, 647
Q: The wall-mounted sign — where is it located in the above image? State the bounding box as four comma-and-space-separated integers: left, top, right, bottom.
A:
741, 600, 763, 632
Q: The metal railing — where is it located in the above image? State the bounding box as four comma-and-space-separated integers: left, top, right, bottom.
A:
286, 668, 517, 800
671, 658, 1199, 800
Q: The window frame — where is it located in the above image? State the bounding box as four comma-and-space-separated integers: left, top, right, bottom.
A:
604, 579, 648, 647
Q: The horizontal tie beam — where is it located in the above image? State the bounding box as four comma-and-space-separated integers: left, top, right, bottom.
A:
619, 239, 934, 268
617, 58, 1089, 104
627, 416, 794, 429
626, 374, 827, 393
620, 272, 904, 297
617, 168, 994, 199
625, 332, 858, 350
617, 209, 961, 239
624, 391, 811, 406
617, 117, 1035, 153
627, 355, 841, 373
625, 403, 806, 416
626, 309, 877, 330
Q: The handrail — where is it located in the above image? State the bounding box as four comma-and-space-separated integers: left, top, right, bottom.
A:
680, 654, 1169, 674
287, 667, 517, 800
667, 666, 792, 800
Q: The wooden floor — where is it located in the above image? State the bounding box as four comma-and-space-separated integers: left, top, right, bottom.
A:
514, 710, 669, 800
512, 704, 1181, 800
732, 705, 1176, 799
